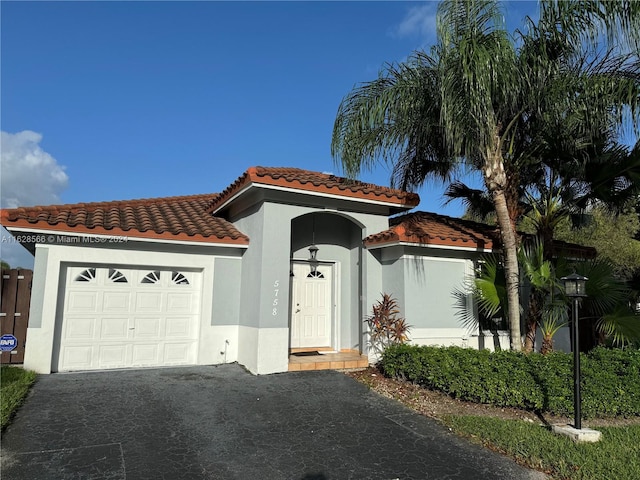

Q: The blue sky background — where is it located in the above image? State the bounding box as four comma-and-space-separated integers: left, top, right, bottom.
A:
1, 1, 539, 267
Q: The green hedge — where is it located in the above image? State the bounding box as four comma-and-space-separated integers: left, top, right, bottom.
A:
381, 345, 640, 418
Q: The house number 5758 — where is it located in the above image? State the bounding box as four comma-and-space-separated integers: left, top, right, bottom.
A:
272, 280, 279, 316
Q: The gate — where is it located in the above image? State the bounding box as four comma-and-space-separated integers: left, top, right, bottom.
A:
1, 269, 32, 364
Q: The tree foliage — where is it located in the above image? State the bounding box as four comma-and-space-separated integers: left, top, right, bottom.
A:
554, 206, 640, 281
332, 0, 640, 350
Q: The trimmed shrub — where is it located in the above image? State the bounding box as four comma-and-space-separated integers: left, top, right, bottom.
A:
381, 345, 640, 418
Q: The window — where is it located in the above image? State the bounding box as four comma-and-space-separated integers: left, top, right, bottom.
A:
171, 272, 189, 285
108, 268, 128, 283
75, 268, 96, 282
142, 271, 161, 284
307, 271, 324, 278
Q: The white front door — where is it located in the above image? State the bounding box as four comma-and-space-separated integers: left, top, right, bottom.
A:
290, 262, 332, 348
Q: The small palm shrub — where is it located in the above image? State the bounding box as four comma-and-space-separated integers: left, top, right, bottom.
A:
365, 293, 411, 356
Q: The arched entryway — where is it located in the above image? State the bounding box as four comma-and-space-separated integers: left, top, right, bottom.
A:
289, 212, 364, 359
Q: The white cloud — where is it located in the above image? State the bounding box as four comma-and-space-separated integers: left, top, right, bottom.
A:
391, 4, 438, 42
1, 130, 68, 268
1, 130, 68, 209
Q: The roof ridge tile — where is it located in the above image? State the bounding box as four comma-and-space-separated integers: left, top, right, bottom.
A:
208, 166, 419, 213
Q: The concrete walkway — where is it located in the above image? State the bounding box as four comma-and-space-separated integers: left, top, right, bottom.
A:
1, 364, 545, 479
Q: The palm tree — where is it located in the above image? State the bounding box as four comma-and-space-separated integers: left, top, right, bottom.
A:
518, 237, 569, 353
332, 0, 640, 351
456, 241, 640, 352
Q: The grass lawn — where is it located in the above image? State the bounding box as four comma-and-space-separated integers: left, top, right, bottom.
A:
443, 415, 640, 480
1, 365, 37, 429
349, 368, 640, 480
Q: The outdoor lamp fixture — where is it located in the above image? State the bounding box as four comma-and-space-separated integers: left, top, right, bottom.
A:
563, 273, 588, 298
561, 272, 588, 430
308, 244, 319, 273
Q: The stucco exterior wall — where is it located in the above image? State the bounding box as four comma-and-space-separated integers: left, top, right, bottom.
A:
373, 245, 485, 349
211, 257, 242, 326
231, 203, 291, 373
404, 256, 469, 328
379, 246, 406, 315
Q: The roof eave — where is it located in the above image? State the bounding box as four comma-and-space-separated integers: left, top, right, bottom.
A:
2, 221, 249, 247
365, 237, 494, 252
208, 168, 419, 215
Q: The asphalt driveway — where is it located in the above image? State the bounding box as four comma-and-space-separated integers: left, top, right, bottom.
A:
1, 364, 545, 480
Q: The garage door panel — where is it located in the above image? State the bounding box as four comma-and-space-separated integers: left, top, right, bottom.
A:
131, 344, 159, 366
100, 317, 130, 340
98, 345, 127, 368
62, 346, 93, 370
166, 293, 194, 312
64, 317, 96, 339
164, 343, 193, 364
135, 292, 163, 312
60, 266, 201, 372
67, 291, 99, 312
165, 316, 194, 337
134, 317, 162, 338
102, 292, 131, 312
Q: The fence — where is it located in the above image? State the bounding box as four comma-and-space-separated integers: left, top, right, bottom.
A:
1, 269, 32, 364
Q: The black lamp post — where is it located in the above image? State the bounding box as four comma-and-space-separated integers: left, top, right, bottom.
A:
561, 272, 588, 430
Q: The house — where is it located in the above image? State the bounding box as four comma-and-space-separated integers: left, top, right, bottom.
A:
1, 166, 571, 375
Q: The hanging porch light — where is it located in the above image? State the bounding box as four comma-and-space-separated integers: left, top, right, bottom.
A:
308, 244, 319, 273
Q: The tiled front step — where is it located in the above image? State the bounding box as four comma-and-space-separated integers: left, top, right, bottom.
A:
288, 351, 369, 371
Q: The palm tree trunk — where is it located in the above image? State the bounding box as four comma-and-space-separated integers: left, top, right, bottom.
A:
540, 334, 554, 355
485, 132, 522, 352
492, 189, 522, 351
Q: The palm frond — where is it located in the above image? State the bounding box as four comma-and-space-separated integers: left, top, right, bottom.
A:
331, 51, 451, 186
540, 1, 640, 55
473, 255, 508, 320
452, 284, 480, 332
573, 258, 631, 318
444, 181, 495, 221
597, 307, 640, 347
437, 0, 519, 160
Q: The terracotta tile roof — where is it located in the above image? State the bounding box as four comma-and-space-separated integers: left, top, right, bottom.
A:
1, 194, 249, 245
364, 211, 497, 250
208, 166, 420, 213
364, 211, 598, 258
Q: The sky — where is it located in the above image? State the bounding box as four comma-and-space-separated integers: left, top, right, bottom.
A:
1, 1, 540, 268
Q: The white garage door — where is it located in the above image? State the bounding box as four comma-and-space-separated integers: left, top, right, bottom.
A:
58, 266, 201, 371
